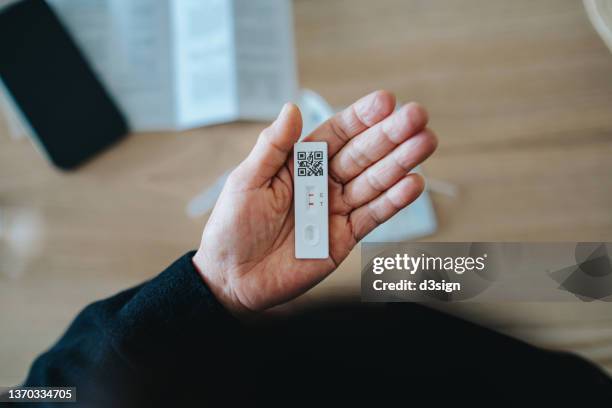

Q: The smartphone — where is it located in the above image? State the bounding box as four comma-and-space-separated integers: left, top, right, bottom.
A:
0, 0, 127, 170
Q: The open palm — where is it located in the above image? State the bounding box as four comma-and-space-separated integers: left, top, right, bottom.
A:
193, 91, 437, 314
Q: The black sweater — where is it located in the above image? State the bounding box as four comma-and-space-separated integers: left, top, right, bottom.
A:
10, 252, 612, 407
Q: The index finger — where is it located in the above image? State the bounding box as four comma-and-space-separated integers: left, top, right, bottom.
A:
302, 90, 396, 158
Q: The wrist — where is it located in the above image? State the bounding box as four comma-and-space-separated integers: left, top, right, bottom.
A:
192, 249, 254, 318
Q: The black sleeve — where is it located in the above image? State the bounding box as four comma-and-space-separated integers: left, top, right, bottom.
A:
13, 252, 612, 407
21, 251, 241, 407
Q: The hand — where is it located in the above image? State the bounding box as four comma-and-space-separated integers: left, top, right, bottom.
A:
193, 91, 437, 315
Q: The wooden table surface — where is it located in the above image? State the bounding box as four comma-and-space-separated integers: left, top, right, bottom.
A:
1, 0, 612, 386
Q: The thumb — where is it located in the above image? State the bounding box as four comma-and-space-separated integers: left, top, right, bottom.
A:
237, 103, 302, 188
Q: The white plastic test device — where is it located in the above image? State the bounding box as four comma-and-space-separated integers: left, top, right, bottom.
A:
294, 142, 329, 259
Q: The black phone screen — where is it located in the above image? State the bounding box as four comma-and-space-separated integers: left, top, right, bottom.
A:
0, 0, 127, 169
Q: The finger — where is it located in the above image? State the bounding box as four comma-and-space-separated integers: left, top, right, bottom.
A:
343, 128, 437, 209
349, 173, 425, 241
303, 90, 395, 157
328, 102, 428, 183
236, 103, 302, 188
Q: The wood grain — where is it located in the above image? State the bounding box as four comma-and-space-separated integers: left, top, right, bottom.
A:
1, 0, 611, 385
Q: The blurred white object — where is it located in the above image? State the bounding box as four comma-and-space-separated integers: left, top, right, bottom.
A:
0, 207, 44, 279
186, 170, 231, 218
187, 90, 439, 242
48, 0, 298, 131
298, 89, 335, 139
426, 177, 459, 198
585, 0, 612, 53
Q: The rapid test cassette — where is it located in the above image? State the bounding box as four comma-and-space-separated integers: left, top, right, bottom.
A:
294, 142, 329, 259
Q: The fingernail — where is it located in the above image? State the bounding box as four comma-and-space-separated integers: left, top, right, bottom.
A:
272, 104, 290, 131
278, 103, 290, 118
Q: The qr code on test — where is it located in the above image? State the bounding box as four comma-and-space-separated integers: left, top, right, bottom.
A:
297, 151, 324, 176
